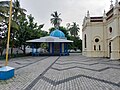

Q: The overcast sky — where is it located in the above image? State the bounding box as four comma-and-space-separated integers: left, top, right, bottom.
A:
1, 0, 117, 38
20, 0, 114, 36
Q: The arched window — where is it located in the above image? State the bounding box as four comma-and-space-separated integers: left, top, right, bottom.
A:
109, 42, 111, 53
94, 45, 96, 50
109, 27, 112, 33
99, 45, 101, 50
85, 34, 87, 48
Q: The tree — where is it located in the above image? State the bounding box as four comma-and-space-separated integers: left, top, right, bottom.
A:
27, 14, 48, 39
16, 14, 47, 54
0, 22, 7, 56
0, 0, 48, 56
69, 22, 80, 37
16, 14, 29, 54
66, 22, 82, 51
0, 0, 26, 56
68, 36, 82, 51
50, 11, 62, 29
11, 0, 26, 55
0, 1, 9, 21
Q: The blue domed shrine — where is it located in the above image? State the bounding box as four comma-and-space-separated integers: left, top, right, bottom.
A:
48, 29, 68, 55
50, 29, 65, 38
26, 29, 73, 56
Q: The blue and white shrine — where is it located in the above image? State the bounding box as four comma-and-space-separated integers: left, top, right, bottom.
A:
27, 29, 73, 56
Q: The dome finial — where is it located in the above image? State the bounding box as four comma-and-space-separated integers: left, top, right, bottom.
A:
115, 0, 119, 7
103, 10, 106, 17
110, 0, 113, 5
110, 0, 113, 9
103, 10, 106, 22
87, 10, 90, 18
115, 0, 118, 4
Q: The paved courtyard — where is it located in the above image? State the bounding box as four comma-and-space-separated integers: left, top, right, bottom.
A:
0, 53, 120, 90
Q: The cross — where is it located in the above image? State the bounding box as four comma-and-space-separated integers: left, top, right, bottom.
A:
110, 0, 113, 4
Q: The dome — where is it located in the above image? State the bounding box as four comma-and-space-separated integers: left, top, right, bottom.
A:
50, 29, 65, 38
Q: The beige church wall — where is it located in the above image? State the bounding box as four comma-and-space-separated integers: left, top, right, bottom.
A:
82, 51, 105, 57
82, 27, 90, 56
112, 18, 119, 36
107, 20, 115, 39
91, 24, 104, 39
107, 15, 120, 38
82, 22, 107, 57
106, 15, 120, 59
106, 22, 113, 58
82, 30, 87, 56
82, 30, 85, 53
118, 16, 120, 35
90, 23, 105, 57
82, 25, 92, 52
111, 37, 120, 59
82, 2, 120, 59
91, 51, 105, 57
103, 25, 108, 57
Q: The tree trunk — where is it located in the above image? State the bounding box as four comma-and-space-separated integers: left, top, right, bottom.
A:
0, 50, 3, 56
11, 31, 15, 56
11, 38, 14, 57
23, 44, 26, 55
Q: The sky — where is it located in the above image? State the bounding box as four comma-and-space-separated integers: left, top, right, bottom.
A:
1, 0, 117, 39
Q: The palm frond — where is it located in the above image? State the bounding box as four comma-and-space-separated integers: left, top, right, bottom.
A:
0, 6, 9, 13
51, 13, 55, 17
11, 20, 19, 30
0, 13, 6, 22
50, 11, 62, 28
0, 1, 10, 6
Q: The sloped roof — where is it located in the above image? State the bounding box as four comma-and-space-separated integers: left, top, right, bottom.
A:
26, 36, 73, 43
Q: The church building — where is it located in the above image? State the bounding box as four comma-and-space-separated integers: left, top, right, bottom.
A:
82, 0, 120, 59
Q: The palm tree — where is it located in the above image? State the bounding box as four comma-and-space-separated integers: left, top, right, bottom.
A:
0, 0, 26, 55
69, 22, 80, 37
10, 0, 26, 55
50, 11, 62, 29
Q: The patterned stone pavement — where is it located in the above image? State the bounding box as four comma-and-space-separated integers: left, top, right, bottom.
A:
0, 53, 120, 90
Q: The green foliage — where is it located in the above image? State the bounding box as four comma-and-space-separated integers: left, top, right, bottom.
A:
16, 14, 48, 54
0, 38, 6, 56
69, 36, 82, 50
41, 43, 47, 49
0, 0, 48, 55
66, 22, 82, 50
68, 22, 80, 37
0, 0, 27, 55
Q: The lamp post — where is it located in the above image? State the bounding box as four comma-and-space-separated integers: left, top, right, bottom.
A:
5, 0, 12, 66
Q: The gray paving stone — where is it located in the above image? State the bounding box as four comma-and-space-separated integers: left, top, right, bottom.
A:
0, 54, 120, 90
